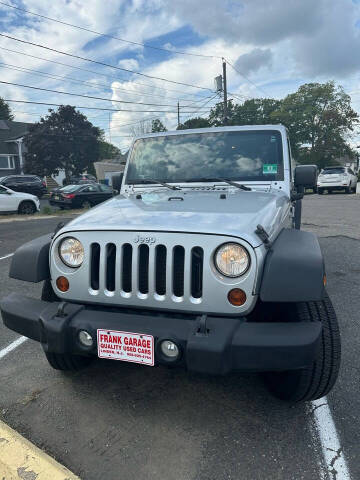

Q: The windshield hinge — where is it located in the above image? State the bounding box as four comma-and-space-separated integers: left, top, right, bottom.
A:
255, 224, 271, 248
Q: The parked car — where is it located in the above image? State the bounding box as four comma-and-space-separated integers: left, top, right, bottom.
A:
317, 166, 357, 194
49, 183, 115, 209
0, 125, 341, 403
63, 174, 97, 186
0, 184, 40, 214
0, 175, 47, 198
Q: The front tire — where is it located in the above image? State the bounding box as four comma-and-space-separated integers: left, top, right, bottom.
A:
18, 201, 36, 215
318, 188, 324, 195
265, 294, 341, 402
81, 200, 92, 209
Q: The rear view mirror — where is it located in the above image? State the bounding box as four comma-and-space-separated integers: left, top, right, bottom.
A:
294, 165, 317, 188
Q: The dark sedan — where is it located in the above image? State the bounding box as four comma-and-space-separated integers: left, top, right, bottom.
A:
49, 183, 115, 209
0, 175, 47, 198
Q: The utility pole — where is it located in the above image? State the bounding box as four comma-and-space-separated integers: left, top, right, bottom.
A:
177, 101, 180, 128
222, 58, 228, 125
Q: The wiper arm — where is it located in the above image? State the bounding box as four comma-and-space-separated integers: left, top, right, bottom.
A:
135, 179, 181, 190
216, 178, 251, 191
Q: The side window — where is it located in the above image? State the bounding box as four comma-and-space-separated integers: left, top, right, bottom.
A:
348, 168, 355, 175
0, 185, 7, 194
99, 185, 111, 192
81, 186, 98, 192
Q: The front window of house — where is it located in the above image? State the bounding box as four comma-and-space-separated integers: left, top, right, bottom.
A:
0, 156, 15, 169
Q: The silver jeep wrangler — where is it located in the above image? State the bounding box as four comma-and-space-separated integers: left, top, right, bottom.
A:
0, 125, 341, 402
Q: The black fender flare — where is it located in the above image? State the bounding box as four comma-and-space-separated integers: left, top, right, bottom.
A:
9, 234, 51, 283
259, 228, 325, 302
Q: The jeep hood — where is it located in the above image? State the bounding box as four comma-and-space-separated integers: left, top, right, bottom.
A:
61, 189, 290, 247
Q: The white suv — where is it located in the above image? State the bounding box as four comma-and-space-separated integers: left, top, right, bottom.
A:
0, 184, 40, 214
317, 166, 357, 194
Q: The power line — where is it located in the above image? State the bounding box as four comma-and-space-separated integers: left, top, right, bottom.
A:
4, 98, 213, 114
225, 59, 269, 97
179, 93, 221, 125
0, 1, 221, 60
0, 61, 206, 103
0, 80, 212, 109
0, 45, 206, 99
0, 33, 214, 91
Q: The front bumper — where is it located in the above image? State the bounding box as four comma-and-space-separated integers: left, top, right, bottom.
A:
0, 293, 322, 375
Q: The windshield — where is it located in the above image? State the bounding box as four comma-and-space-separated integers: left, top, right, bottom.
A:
321, 167, 345, 175
126, 130, 284, 184
59, 185, 82, 193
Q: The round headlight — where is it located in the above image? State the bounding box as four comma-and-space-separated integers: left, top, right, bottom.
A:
59, 237, 84, 268
214, 243, 250, 277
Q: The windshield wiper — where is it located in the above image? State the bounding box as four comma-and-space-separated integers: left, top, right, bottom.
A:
193, 177, 251, 191
215, 178, 251, 191
133, 179, 181, 190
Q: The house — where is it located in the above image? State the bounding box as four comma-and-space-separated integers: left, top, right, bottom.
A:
94, 154, 127, 185
0, 120, 33, 176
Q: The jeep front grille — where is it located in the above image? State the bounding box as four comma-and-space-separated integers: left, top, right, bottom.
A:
51, 231, 257, 315
89, 242, 203, 300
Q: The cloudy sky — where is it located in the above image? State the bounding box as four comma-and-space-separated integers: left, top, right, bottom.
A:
0, 0, 360, 151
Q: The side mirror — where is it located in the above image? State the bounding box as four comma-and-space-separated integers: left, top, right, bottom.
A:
6, 190, 12, 195
112, 173, 124, 192
294, 165, 317, 188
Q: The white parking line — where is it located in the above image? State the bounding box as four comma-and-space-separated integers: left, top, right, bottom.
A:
0, 253, 14, 261
0, 336, 27, 360
310, 397, 351, 480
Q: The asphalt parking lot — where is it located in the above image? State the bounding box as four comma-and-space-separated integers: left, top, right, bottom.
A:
0, 193, 359, 480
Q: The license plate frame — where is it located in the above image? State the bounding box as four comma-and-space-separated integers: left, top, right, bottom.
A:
97, 329, 154, 366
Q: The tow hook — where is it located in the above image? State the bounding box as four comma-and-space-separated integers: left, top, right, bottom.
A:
196, 314, 209, 336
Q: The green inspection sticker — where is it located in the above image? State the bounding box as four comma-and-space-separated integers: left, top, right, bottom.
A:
263, 164, 278, 174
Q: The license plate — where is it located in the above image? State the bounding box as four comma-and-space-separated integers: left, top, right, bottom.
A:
97, 329, 154, 366
54, 195, 59, 200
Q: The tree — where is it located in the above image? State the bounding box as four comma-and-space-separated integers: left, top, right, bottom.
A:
177, 117, 211, 130
130, 118, 167, 137
208, 99, 237, 126
151, 119, 167, 132
273, 82, 359, 167
0, 98, 13, 120
24, 105, 102, 182
98, 140, 121, 160
233, 98, 282, 125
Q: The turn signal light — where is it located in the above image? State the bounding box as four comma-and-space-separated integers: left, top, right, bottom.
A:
228, 288, 246, 306
56, 276, 69, 292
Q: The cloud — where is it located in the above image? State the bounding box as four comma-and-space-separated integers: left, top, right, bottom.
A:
167, 0, 360, 77
235, 48, 272, 76
118, 58, 140, 70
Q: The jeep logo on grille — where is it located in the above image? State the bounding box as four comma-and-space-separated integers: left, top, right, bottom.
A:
134, 235, 156, 244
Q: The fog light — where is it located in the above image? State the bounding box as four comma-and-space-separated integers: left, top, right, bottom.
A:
160, 340, 179, 359
228, 288, 246, 306
56, 276, 69, 292
79, 330, 93, 347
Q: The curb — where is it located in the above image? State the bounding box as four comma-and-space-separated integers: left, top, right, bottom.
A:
0, 420, 80, 480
